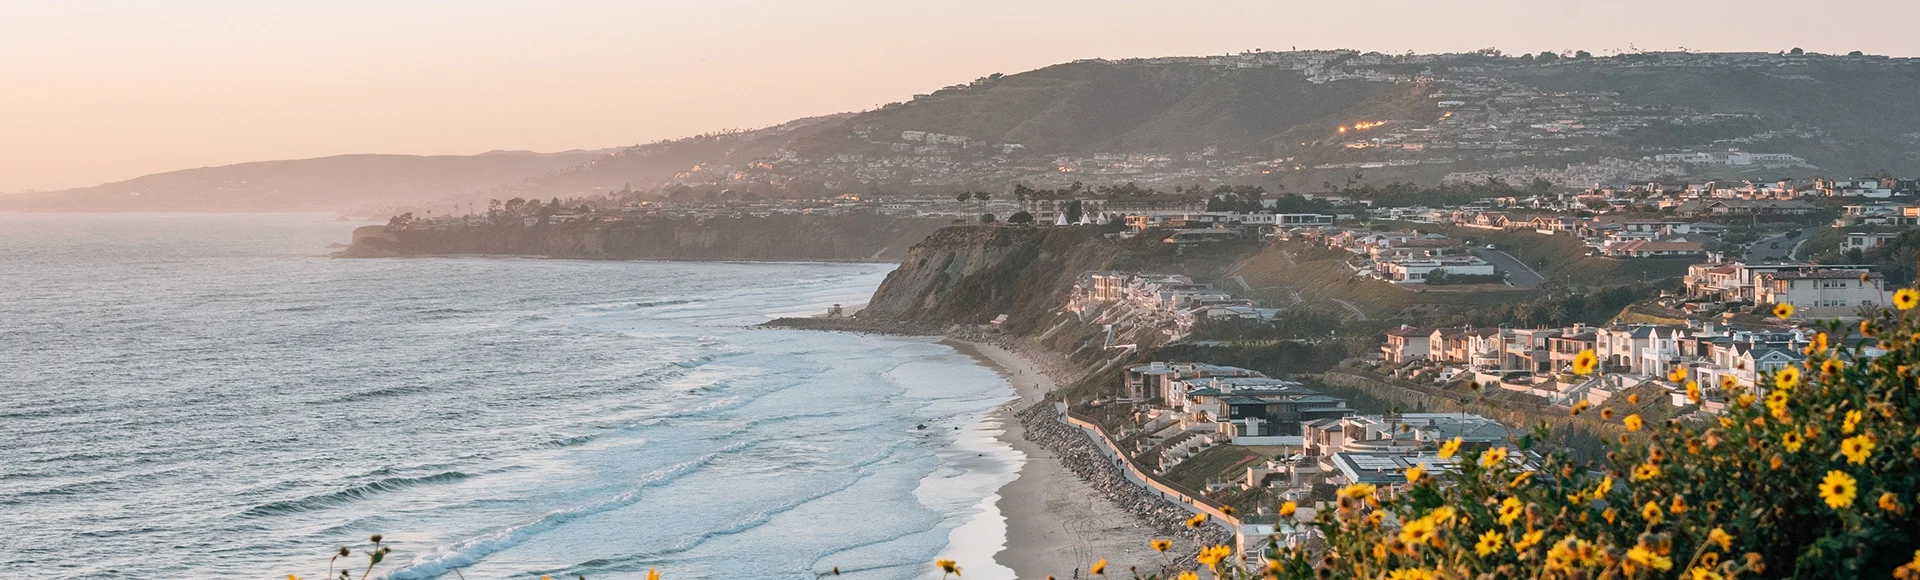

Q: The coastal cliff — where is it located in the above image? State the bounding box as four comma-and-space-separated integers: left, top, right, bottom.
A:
335, 215, 949, 262
854, 225, 1264, 331
856, 226, 1118, 325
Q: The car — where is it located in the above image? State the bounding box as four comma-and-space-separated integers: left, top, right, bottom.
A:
1486, 244, 1497, 249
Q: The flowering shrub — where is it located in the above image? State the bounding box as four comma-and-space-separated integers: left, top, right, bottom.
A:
1076, 299, 1919, 579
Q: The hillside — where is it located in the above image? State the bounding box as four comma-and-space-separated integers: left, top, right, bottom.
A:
15, 51, 1920, 212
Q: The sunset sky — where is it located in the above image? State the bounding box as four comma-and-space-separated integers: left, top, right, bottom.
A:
2, 0, 1914, 192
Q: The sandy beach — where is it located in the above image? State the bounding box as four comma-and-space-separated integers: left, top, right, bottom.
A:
948, 339, 1162, 579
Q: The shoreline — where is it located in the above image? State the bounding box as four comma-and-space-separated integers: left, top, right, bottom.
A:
945, 339, 1162, 580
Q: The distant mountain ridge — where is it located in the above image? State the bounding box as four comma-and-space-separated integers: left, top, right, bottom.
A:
0, 151, 610, 212
12, 50, 1920, 212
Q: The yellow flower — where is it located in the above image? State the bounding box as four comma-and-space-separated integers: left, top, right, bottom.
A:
1736, 393, 1754, 408
1628, 393, 1640, 405
1882, 492, 1904, 514
1600, 407, 1615, 420
1151, 539, 1172, 552
1686, 381, 1701, 403
1670, 495, 1689, 514
1406, 464, 1426, 483
1897, 288, 1919, 310
1480, 446, 1509, 468
1386, 568, 1435, 580
1775, 365, 1801, 390
1513, 530, 1545, 551
1196, 545, 1232, 569
1633, 462, 1661, 481
936, 558, 961, 577
1773, 302, 1794, 318
1602, 507, 1616, 524
1337, 483, 1376, 500
1368, 511, 1385, 526
1843, 409, 1862, 434
1397, 517, 1436, 547
1781, 431, 1804, 452
1510, 471, 1535, 488
1177, 572, 1198, 580
1591, 475, 1613, 499
1571, 400, 1590, 416
1627, 545, 1675, 571
1668, 366, 1688, 383
1572, 349, 1598, 375
1841, 435, 1875, 464
1279, 500, 1297, 517
1689, 566, 1725, 580
1771, 455, 1784, 470
1438, 437, 1463, 460
1089, 558, 1107, 575
1623, 414, 1643, 432
1497, 496, 1524, 526
1642, 500, 1663, 524
648, 570, 659, 580
1474, 530, 1505, 556
1709, 526, 1733, 551
1822, 358, 1844, 376
1720, 375, 1737, 390
1184, 512, 1208, 528
1820, 470, 1858, 509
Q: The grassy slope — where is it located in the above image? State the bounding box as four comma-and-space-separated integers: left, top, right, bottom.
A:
1230, 241, 1532, 320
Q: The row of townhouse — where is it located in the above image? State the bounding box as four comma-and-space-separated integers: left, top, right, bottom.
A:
1382, 319, 1855, 409
1686, 262, 1888, 317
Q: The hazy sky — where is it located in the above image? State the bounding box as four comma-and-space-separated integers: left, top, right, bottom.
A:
2, 0, 1915, 192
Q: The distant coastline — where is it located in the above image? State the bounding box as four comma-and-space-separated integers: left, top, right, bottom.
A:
333, 215, 950, 263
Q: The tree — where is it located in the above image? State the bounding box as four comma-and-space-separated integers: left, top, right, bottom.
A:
1790, 47, 1805, 55
1849, 50, 1865, 56
973, 191, 992, 201
1537, 51, 1559, 62
1065, 199, 1084, 224
1574, 50, 1593, 59
386, 212, 415, 228
1529, 177, 1555, 195
955, 192, 972, 203
1008, 211, 1034, 225
979, 213, 997, 224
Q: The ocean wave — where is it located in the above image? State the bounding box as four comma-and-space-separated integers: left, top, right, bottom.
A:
325, 383, 434, 403
384, 439, 759, 580
240, 471, 475, 517
544, 433, 599, 448
528, 440, 910, 578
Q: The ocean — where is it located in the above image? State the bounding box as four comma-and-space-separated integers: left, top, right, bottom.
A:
0, 213, 1021, 580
